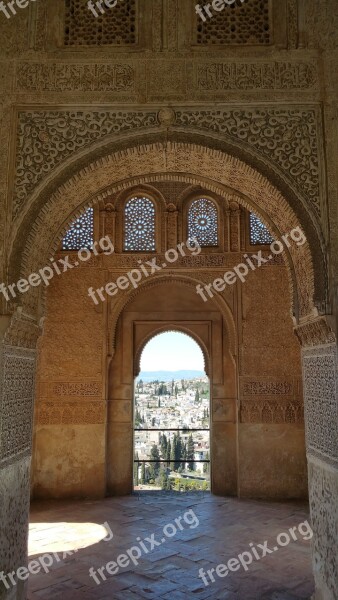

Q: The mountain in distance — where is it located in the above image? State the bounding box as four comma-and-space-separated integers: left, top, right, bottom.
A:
137, 370, 205, 382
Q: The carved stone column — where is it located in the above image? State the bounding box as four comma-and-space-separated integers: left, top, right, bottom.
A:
229, 201, 241, 253
166, 203, 178, 249
296, 317, 338, 600
0, 311, 40, 600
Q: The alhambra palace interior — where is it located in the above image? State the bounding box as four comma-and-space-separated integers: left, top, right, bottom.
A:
0, 0, 337, 599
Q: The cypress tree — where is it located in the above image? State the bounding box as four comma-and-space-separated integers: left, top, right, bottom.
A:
187, 434, 195, 471
166, 439, 171, 467
141, 462, 146, 484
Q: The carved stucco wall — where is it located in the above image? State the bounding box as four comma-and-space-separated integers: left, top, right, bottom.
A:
302, 343, 338, 600
0, 0, 337, 599
0, 316, 38, 600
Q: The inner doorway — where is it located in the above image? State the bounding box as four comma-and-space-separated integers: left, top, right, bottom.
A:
133, 331, 211, 492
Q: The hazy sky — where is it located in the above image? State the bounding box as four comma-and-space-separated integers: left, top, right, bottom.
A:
140, 332, 205, 371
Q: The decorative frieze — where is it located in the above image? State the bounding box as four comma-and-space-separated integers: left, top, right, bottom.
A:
240, 399, 304, 424
16, 63, 136, 93
36, 401, 105, 425
295, 317, 336, 347
196, 62, 317, 91
242, 380, 294, 396
52, 382, 101, 397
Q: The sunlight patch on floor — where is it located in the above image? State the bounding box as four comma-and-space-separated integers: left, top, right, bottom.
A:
28, 522, 109, 556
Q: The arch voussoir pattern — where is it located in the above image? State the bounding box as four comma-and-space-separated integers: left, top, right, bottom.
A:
11, 142, 317, 322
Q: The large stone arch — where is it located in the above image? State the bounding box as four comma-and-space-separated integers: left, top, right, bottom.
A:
108, 273, 237, 361
7, 138, 324, 322
1, 133, 336, 600
107, 275, 238, 496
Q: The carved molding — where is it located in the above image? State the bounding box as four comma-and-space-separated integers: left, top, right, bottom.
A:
241, 378, 299, 397
295, 317, 336, 347
36, 401, 105, 425
16, 63, 136, 93
38, 381, 102, 399
240, 399, 304, 424
195, 61, 317, 91
4, 310, 41, 350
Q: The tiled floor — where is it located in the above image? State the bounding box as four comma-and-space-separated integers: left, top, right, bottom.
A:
26, 493, 314, 600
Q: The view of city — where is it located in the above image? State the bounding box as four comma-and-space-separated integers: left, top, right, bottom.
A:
133, 374, 210, 492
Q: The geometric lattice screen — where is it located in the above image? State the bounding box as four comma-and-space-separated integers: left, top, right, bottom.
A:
64, 0, 137, 46
62, 207, 94, 250
195, 0, 271, 45
124, 197, 156, 251
249, 212, 273, 245
188, 198, 218, 247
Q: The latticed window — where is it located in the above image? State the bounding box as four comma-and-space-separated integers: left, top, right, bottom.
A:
195, 0, 270, 45
249, 213, 273, 245
64, 0, 137, 46
62, 207, 94, 250
188, 198, 218, 247
124, 196, 156, 251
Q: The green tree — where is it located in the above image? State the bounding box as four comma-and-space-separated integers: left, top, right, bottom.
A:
149, 444, 160, 479
166, 439, 171, 467
134, 452, 139, 486
203, 451, 210, 474
187, 434, 195, 471
170, 435, 177, 468
141, 462, 146, 484
160, 433, 168, 457
175, 384, 178, 397
159, 470, 172, 491
195, 389, 200, 403
135, 408, 144, 427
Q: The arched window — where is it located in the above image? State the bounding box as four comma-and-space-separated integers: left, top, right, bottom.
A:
249, 213, 273, 245
188, 198, 218, 247
62, 207, 94, 250
124, 196, 156, 251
